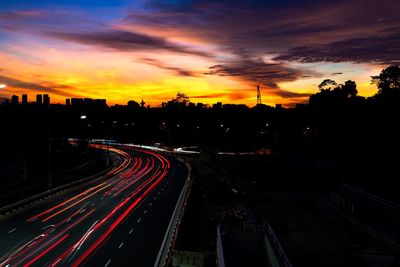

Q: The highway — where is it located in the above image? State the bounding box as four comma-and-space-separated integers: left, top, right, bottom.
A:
0, 144, 188, 266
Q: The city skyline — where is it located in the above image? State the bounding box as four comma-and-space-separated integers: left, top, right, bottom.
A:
1, 0, 399, 106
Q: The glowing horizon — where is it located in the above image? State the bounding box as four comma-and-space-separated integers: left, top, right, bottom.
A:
1, 0, 398, 106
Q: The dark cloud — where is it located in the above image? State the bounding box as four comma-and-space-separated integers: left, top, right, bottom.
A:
126, 0, 400, 62
46, 29, 212, 58
205, 58, 316, 98
0, 9, 212, 57
274, 33, 400, 64
140, 57, 200, 77
0, 75, 81, 97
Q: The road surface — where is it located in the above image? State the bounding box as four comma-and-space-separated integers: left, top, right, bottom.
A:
0, 144, 188, 266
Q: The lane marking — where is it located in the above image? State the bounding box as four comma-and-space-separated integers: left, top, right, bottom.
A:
129, 229, 133, 235
154, 196, 157, 200
27, 241, 37, 248
118, 242, 124, 249
144, 209, 147, 214
41, 225, 55, 230
105, 259, 111, 267
137, 218, 141, 223
149, 202, 153, 206
8, 228, 16, 234
90, 203, 95, 207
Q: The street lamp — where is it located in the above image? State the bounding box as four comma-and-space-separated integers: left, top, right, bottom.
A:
48, 125, 52, 189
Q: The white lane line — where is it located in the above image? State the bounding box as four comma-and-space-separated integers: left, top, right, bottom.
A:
41, 225, 55, 230
118, 242, 124, 249
8, 228, 16, 234
27, 241, 37, 248
105, 259, 111, 267
129, 229, 133, 235
79, 208, 86, 214
144, 209, 147, 214
137, 218, 141, 223
90, 203, 95, 207
52, 258, 62, 266
100, 197, 104, 200
154, 196, 157, 200
157, 192, 160, 195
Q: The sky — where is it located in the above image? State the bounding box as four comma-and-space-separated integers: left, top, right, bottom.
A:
0, 0, 399, 106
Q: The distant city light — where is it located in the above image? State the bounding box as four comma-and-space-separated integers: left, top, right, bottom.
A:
0, 84, 6, 89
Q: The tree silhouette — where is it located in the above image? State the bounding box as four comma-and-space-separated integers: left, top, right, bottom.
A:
371, 65, 400, 95
341, 80, 358, 98
174, 92, 189, 105
163, 92, 190, 108
318, 79, 338, 91
310, 79, 358, 109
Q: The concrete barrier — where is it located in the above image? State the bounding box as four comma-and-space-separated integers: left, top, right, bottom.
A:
154, 158, 192, 267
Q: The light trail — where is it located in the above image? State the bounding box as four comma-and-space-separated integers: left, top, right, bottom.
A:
0, 145, 173, 267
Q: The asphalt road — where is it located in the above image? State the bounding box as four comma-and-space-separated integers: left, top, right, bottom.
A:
0, 144, 188, 267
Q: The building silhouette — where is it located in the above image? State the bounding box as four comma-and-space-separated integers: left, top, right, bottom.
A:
43, 94, 50, 107
36, 94, 43, 105
22, 94, 28, 105
0, 98, 9, 105
11, 95, 18, 105
69, 98, 107, 107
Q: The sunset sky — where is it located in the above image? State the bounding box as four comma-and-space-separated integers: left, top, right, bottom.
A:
0, 0, 399, 106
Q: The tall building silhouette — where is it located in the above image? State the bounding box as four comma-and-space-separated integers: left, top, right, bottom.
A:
43, 94, 50, 107
22, 94, 28, 104
36, 94, 43, 105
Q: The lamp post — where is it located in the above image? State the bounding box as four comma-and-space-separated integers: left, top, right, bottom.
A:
48, 125, 52, 189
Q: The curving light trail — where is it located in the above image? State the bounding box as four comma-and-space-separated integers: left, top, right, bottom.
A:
0, 144, 171, 267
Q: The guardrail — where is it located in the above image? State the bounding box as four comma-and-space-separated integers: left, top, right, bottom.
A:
154, 159, 192, 267
264, 223, 293, 267
341, 183, 400, 211
216, 225, 226, 267
0, 154, 116, 218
